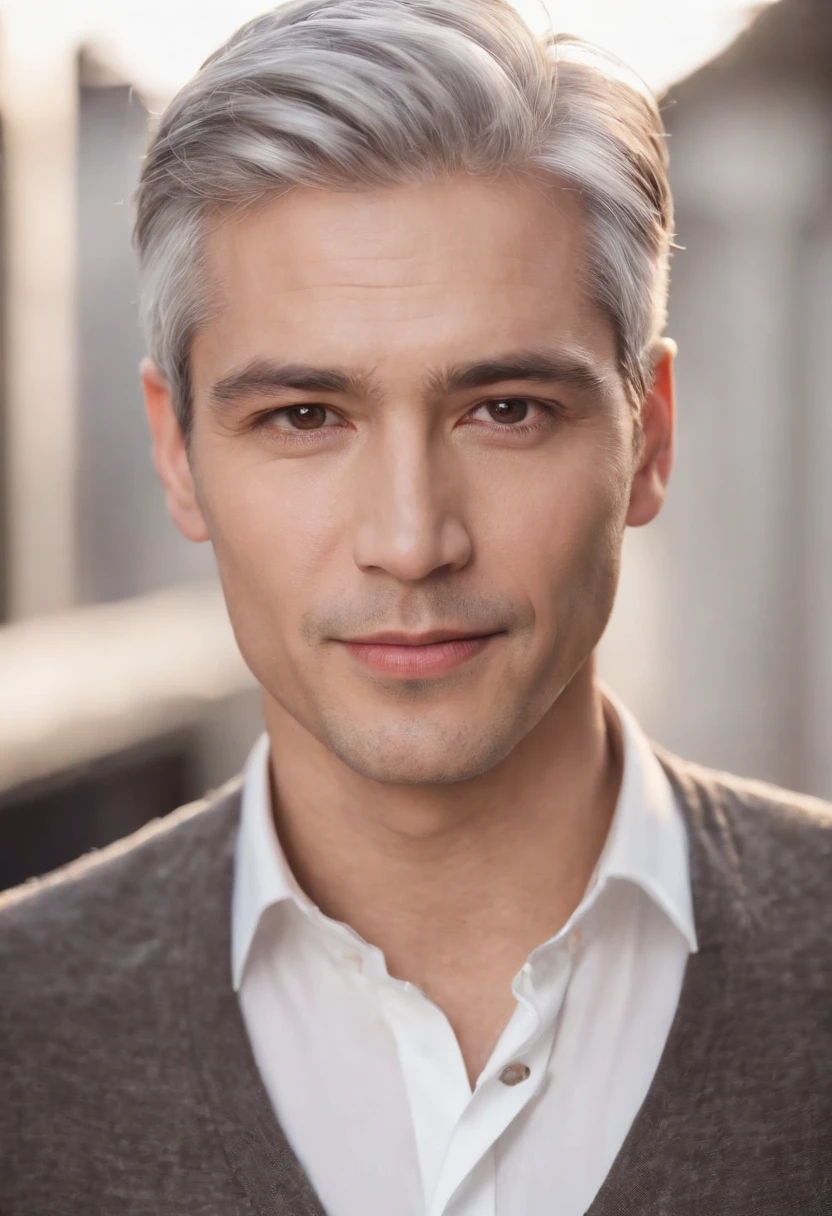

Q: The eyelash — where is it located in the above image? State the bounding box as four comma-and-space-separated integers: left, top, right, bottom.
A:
250, 399, 558, 444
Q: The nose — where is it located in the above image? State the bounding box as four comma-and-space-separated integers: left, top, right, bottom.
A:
352, 424, 472, 582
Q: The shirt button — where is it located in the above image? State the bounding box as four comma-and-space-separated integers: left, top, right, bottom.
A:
342, 950, 364, 971
568, 929, 582, 953
499, 1062, 531, 1086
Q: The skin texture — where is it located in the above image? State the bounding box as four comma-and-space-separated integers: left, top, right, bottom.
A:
143, 171, 675, 1081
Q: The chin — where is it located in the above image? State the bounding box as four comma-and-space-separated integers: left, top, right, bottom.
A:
322, 717, 520, 787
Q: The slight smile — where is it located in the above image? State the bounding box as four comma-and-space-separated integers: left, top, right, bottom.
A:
340, 630, 504, 677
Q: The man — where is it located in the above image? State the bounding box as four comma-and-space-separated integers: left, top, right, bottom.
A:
1, 0, 829, 1212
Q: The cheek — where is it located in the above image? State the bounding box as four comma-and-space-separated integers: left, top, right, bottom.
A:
201, 473, 340, 707
197, 451, 345, 619
473, 432, 630, 605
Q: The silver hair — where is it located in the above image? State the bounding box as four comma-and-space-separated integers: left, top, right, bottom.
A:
134, 0, 673, 435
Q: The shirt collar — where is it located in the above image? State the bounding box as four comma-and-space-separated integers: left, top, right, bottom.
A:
593, 683, 698, 954
231, 731, 315, 990
231, 688, 697, 990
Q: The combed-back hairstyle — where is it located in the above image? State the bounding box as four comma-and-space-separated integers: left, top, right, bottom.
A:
134, 0, 673, 436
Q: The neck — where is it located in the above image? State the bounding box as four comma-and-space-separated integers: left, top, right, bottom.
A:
262, 658, 622, 1081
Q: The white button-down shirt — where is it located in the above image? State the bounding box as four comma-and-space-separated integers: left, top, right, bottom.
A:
232, 689, 697, 1216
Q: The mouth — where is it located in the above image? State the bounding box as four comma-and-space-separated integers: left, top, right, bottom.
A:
339, 629, 504, 678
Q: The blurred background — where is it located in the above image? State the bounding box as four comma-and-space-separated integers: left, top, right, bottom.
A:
0, 0, 829, 889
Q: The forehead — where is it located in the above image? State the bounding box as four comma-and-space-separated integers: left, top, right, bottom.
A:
194, 172, 616, 384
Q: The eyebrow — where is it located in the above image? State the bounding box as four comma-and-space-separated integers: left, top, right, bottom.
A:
424, 349, 614, 400
207, 347, 613, 411
208, 361, 372, 408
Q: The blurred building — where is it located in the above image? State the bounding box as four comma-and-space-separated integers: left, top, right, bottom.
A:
77, 52, 218, 602
0, 48, 260, 889
0, 0, 830, 889
601, 0, 832, 798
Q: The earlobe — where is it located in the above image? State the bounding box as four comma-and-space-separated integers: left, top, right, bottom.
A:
626, 341, 676, 529
140, 358, 211, 543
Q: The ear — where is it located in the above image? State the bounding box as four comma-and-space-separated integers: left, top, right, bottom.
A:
626, 339, 676, 528
140, 358, 210, 543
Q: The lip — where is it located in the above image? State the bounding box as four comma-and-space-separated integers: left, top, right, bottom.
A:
341, 630, 501, 677
346, 628, 495, 646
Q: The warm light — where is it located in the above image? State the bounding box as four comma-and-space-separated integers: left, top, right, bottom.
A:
2, 0, 777, 99
513, 0, 775, 92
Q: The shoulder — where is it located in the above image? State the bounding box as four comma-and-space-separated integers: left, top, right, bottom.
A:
0, 778, 243, 1205
0, 776, 242, 1026
0, 775, 242, 936
657, 746, 832, 931
659, 746, 832, 842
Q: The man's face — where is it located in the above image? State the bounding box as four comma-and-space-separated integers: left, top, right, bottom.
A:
159, 173, 666, 785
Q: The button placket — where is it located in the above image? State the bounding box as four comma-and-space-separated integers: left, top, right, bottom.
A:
378, 979, 472, 1209
427, 1028, 553, 1216
428, 949, 575, 1215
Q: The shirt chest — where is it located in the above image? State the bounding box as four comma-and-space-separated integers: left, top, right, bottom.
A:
238, 883, 689, 1216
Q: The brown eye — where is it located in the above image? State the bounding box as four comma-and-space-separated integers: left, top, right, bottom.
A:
485, 398, 530, 424
286, 405, 328, 429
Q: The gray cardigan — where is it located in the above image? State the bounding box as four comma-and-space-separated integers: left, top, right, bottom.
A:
1, 748, 830, 1214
